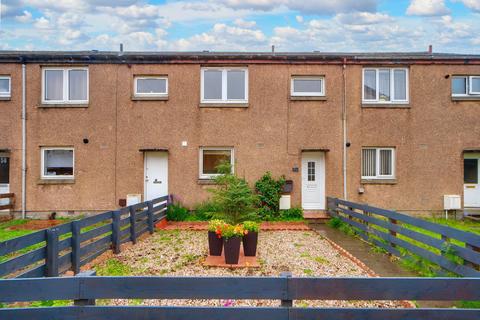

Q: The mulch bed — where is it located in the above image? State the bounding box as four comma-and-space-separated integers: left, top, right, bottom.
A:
159, 221, 310, 231
7, 219, 65, 230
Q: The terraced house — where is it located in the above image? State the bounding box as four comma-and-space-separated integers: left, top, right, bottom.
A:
0, 50, 479, 217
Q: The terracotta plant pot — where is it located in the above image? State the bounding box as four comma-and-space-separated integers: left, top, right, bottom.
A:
224, 236, 242, 264
208, 231, 223, 256
243, 231, 258, 256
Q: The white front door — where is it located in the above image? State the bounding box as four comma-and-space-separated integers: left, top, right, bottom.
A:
301, 152, 325, 210
144, 152, 168, 201
464, 154, 480, 207
0, 156, 9, 209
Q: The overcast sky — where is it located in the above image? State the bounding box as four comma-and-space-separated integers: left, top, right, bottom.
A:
0, 0, 479, 53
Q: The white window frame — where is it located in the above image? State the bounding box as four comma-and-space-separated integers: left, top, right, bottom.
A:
362, 68, 409, 104
199, 147, 234, 179
200, 68, 248, 104
290, 76, 325, 97
451, 76, 468, 97
0, 76, 11, 98
41, 147, 75, 179
133, 76, 168, 97
469, 76, 480, 95
361, 147, 395, 180
42, 67, 89, 104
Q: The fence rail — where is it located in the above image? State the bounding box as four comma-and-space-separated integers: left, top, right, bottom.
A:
0, 193, 14, 211
0, 274, 479, 319
0, 195, 170, 279
327, 197, 480, 277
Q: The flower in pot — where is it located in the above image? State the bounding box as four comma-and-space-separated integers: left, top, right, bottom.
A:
208, 219, 226, 256
242, 221, 259, 257
222, 224, 244, 264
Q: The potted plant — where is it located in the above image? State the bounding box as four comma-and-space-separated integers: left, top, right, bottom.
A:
208, 219, 225, 256
242, 221, 259, 256
222, 224, 244, 264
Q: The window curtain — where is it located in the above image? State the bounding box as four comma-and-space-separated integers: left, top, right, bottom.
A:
69, 70, 87, 101
362, 149, 376, 177
394, 70, 407, 100
45, 70, 64, 100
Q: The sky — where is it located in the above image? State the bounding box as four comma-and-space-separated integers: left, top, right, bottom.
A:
0, 0, 479, 53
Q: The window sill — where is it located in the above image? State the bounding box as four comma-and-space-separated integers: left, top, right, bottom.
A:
361, 179, 397, 185
451, 96, 480, 101
131, 96, 168, 101
39, 104, 89, 108
290, 96, 327, 101
0, 97, 11, 101
197, 179, 218, 185
362, 103, 410, 109
199, 103, 249, 108
38, 178, 75, 185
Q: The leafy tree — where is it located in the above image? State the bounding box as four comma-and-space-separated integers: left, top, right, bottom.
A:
254, 172, 285, 219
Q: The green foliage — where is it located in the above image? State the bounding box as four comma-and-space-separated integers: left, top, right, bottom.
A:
254, 172, 285, 218
208, 219, 226, 232
279, 207, 303, 221
327, 217, 343, 229
166, 203, 190, 221
221, 224, 245, 239
243, 221, 259, 232
209, 162, 258, 224
30, 300, 70, 308
96, 258, 133, 276
192, 201, 222, 221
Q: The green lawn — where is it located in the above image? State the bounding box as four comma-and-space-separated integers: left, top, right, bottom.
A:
0, 220, 33, 242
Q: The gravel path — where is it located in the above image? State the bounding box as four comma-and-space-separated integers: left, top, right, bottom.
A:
94, 229, 405, 308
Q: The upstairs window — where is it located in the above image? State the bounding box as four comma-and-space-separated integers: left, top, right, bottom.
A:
134, 76, 168, 97
201, 68, 248, 104
291, 76, 325, 97
362, 148, 395, 179
42, 68, 88, 104
452, 76, 480, 97
41, 148, 74, 179
199, 147, 234, 179
363, 68, 408, 104
0, 76, 11, 98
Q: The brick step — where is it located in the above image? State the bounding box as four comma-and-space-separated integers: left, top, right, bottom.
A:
303, 211, 330, 224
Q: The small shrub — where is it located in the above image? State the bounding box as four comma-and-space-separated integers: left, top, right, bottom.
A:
327, 217, 343, 229
279, 207, 303, 221
166, 203, 190, 221
256, 207, 275, 221
193, 201, 221, 221
255, 172, 286, 218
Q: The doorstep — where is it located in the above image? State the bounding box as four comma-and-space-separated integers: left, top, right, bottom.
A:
203, 247, 260, 268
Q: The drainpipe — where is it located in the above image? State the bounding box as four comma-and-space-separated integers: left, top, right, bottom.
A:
21, 64, 26, 219
342, 58, 348, 200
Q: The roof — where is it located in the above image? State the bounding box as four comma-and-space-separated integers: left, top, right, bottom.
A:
0, 51, 479, 64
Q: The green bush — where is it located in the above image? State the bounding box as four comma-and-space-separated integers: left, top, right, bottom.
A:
193, 201, 221, 221
255, 172, 286, 217
209, 161, 258, 224
280, 207, 303, 221
166, 203, 190, 221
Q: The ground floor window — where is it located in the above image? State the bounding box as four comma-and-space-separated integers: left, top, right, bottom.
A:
361, 147, 395, 179
199, 147, 234, 179
41, 147, 74, 179
0, 156, 9, 184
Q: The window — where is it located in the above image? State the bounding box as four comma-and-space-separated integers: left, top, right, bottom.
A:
307, 161, 315, 181
0, 157, 9, 184
452, 76, 480, 97
291, 76, 325, 97
41, 148, 74, 179
134, 76, 168, 97
362, 148, 395, 179
0, 76, 11, 98
362, 68, 408, 104
199, 147, 234, 179
42, 68, 88, 104
464, 159, 478, 184
201, 68, 248, 103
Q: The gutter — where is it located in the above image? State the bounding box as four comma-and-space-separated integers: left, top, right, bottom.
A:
21, 64, 26, 219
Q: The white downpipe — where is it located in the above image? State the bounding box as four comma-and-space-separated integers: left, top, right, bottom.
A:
342, 59, 348, 200
21, 64, 26, 219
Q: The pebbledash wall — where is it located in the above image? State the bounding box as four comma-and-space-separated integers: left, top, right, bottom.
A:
0, 52, 479, 217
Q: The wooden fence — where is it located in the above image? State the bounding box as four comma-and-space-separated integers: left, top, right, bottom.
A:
0, 193, 14, 211
327, 197, 480, 277
0, 195, 170, 279
1, 273, 480, 319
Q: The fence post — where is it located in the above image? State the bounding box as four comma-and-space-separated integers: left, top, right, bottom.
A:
147, 201, 155, 234
388, 218, 397, 249
112, 210, 121, 254
71, 221, 81, 274
129, 206, 137, 244
280, 272, 292, 307
465, 243, 480, 270
46, 228, 59, 277
74, 270, 96, 306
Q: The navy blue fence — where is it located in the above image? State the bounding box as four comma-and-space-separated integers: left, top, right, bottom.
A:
327, 197, 480, 277
0, 195, 170, 279
1, 273, 479, 319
